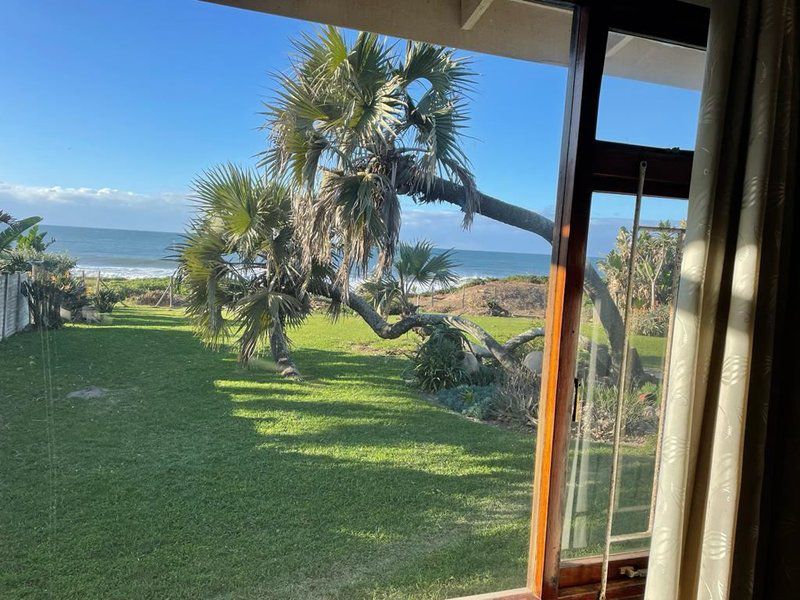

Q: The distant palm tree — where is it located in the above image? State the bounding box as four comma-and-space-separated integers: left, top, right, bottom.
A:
178, 164, 326, 375
360, 241, 459, 316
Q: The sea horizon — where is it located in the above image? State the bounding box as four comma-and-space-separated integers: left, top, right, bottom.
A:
41, 223, 559, 280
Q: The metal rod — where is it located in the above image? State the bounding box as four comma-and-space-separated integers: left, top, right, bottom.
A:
599, 161, 647, 600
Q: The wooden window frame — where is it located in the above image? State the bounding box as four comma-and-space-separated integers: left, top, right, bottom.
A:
450, 4, 706, 599
525, 2, 708, 600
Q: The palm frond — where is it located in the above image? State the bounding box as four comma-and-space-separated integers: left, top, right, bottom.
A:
359, 274, 403, 316
181, 164, 312, 362
399, 42, 474, 99
0, 215, 42, 252
234, 287, 304, 363
395, 240, 460, 292
261, 26, 476, 292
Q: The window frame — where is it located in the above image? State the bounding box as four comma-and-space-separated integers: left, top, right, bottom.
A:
526, 2, 708, 599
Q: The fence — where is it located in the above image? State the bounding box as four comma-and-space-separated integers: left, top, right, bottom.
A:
0, 272, 31, 341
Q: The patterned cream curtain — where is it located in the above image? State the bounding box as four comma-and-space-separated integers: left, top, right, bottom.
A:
644, 0, 799, 598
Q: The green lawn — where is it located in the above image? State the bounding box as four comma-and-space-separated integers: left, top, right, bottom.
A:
0, 307, 537, 599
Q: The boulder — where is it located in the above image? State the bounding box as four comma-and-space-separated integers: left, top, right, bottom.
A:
461, 351, 480, 375
66, 386, 107, 399
523, 350, 544, 375
81, 306, 101, 323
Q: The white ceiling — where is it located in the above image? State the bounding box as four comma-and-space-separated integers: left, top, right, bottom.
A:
207, 0, 707, 90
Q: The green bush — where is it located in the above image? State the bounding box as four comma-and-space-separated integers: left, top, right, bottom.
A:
0, 249, 75, 274
22, 273, 87, 329
580, 381, 660, 442
409, 325, 467, 392
436, 385, 497, 420
630, 305, 671, 337
99, 277, 171, 297
94, 288, 123, 313
494, 367, 540, 429
468, 363, 500, 387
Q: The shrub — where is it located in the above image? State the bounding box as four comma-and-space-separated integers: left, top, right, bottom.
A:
494, 367, 540, 429
22, 272, 87, 329
0, 249, 75, 274
468, 362, 500, 386
436, 385, 497, 420
94, 288, 123, 313
630, 305, 671, 337
409, 325, 467, 392
580, 381, 660, 442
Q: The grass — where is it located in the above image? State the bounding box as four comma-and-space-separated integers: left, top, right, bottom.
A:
1, 307, 661, 598
0, 307, 537, 599
580, 321, 668, 372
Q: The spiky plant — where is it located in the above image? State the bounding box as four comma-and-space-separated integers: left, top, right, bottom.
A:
262, 26, 477, 290
179, 164, 321, 372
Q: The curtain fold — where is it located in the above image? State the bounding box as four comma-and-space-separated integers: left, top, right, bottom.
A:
644, 0, 799, 598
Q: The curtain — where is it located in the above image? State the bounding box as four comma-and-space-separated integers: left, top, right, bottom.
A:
644, 0, 799, 599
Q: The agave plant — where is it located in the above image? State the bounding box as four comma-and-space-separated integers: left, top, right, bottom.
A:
179, 164, 327, 374
360, 240, 459, 316
262, 26, 477, 290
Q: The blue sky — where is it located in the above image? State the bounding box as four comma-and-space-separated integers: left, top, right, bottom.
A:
0, 0, 701, 254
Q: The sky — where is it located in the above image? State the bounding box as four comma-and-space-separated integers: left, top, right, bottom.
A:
0, 0, 702, 255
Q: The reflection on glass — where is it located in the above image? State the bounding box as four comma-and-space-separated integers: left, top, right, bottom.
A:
561, 195, 687, 560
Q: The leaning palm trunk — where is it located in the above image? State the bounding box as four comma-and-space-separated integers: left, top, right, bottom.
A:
311, 281, 543, 372
403, 173, 646, 382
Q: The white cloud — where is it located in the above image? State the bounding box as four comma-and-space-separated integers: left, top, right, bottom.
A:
0, 181, 191, 232
0, 182, 188, 208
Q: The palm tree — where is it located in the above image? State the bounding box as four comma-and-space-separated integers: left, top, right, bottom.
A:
179, 164, 322, 376
181, 165, 544, 375
262, 26, 640, 378
262, 27, 478, 289
361, 240, 459, 315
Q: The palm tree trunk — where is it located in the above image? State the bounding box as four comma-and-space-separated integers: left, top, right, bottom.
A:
269, 318, 301, 378
406, 174, 647, 381
311, 281, 532, 372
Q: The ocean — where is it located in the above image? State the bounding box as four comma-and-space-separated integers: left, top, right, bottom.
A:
43, 224, 554, 280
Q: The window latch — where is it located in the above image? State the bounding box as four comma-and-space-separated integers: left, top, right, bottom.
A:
571, 377, 581, 422
619, 565, 648, 579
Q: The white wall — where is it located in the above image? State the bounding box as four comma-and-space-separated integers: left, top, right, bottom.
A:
0, 272, 31, 340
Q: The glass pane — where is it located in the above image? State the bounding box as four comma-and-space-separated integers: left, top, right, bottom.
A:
561, 193, 688, 560
1, 5, 577, 599
597, 33, 706, 149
